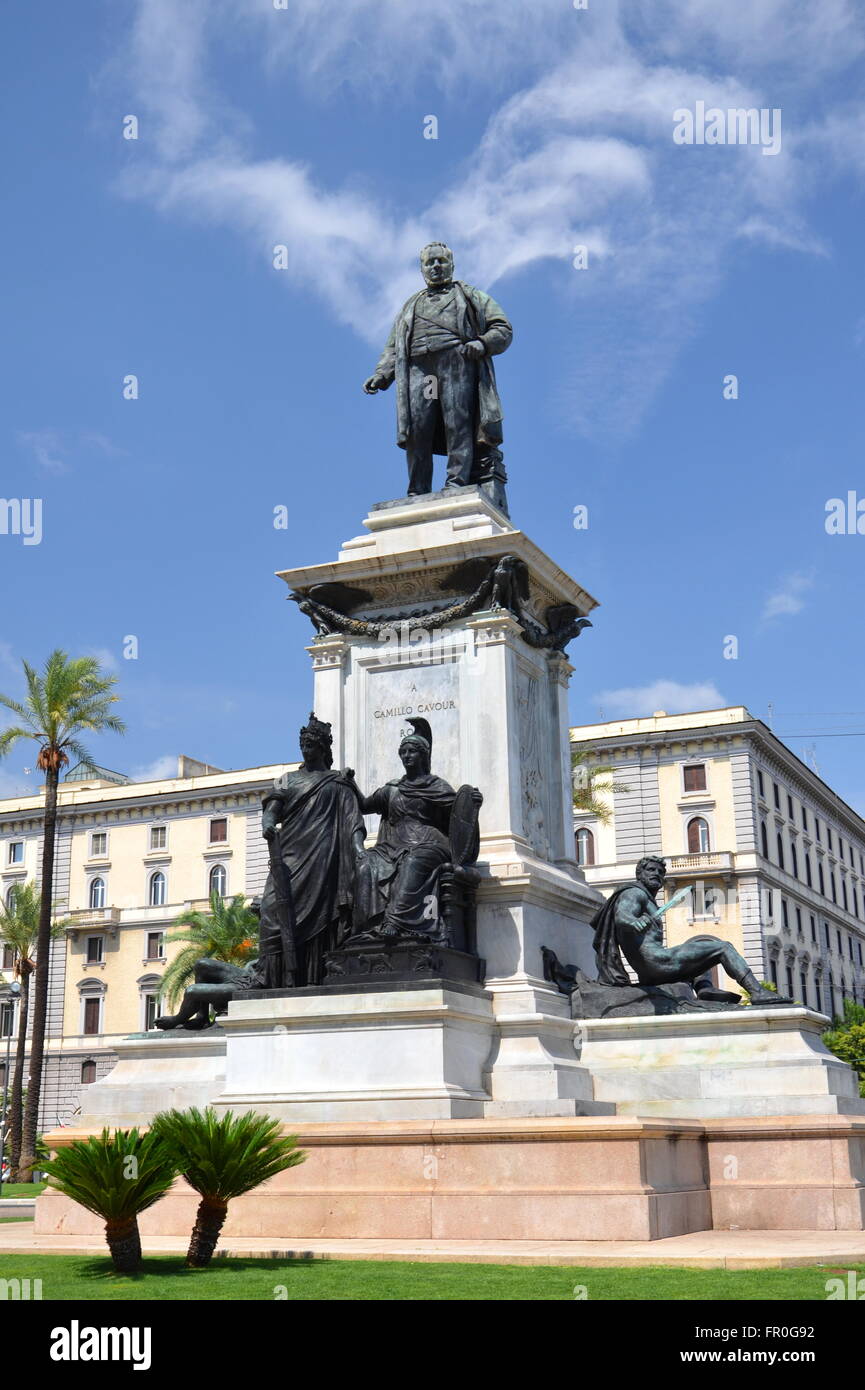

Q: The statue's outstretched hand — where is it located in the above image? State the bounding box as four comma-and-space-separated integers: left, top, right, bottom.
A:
363, 374, 387, 394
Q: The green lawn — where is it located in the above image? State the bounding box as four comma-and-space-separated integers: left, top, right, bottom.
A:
0, 1254, 861, 1300
0, 1183, 45, 1198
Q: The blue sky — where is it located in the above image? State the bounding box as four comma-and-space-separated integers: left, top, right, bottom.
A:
1, 0, 864, 809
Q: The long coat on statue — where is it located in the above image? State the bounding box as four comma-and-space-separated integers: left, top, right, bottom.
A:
373, 281, 512, 455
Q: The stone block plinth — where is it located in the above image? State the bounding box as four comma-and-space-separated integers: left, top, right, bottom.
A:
578, 1006, 865, 1119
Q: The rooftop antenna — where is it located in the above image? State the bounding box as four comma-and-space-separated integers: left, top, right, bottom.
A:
804, 743, 820, 776
767, 701, 774, 731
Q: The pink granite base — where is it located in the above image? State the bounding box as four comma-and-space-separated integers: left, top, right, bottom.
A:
36, 1114, 865, 1243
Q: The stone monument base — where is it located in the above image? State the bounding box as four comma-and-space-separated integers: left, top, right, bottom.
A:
577, 1006, 865, 1118
38, 1112, 865, 1242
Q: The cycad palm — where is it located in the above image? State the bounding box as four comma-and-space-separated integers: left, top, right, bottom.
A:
151, 1106, 306, 1266
41, 1127, 177, 1273
570, 748, 631, 824
0, 651, 125, 1175
159, 893, 259, 1010
0, 882, 65, 1179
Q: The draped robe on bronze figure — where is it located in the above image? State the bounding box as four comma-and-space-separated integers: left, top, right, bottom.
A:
259, 768, 364, 986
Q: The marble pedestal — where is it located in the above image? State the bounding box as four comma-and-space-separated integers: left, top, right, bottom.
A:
578, 1006, 865, 1119
213, 981, 496, 1122
75, 1032, 226, 1129
277, 488, 605, 1112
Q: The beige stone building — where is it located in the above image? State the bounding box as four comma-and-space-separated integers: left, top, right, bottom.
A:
571, 707, 865, 1013
0, 756, 291, 1130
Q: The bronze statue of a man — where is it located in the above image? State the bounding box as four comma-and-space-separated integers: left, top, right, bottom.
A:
592, 856, 790, 1005
363, 243, 513, 506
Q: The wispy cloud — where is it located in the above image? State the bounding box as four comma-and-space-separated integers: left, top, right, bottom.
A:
17, 429, 125, 474
131, 754, 177, 783
592, 679, 727, 720
761, 571, 814, 620
108, 0, 865, 437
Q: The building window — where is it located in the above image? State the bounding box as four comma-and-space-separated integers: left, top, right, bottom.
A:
0, 1001, 14, 1038
149, 871, 166, 907
848, 937, 855, 961
86, 935, 104, 964
4, 887, 16, 910
790, 843, 799, 879
842, 879, 849, 912
815, 819, 822, 843
781, 899, 789, 931
802, 805, 808, 833
208, 863, 228, 898
89, 876, 106, 910
805, 854, 812, 888
830, 873, 837, 904
683, 764, 707, 793
810, 914, 817, 943
837, 930, 843, 954
773, 783, 780, 810
81, 1060, 97, 1085
818, 863, 825, 896
687, 817, 710, 854
90, 831, 107, 858
209, 818, 228, 844
760, 822, 769, 859
146, 931, 164, 961
83, 997, 101, 1036
7, 842, 24, 865
770, 958, 779, 988
150, 825, 167, 851
827, 828, 833, 853
814, 980, 822, 1013
787, 794, 795, 820
2, 944, 15, 970
858, 943, 863, 967
0, 1062, 5, 1087
786, 965, 794, 997
776, 834, 785, 871
795, 907, 802, 935
824, 921, 831, 949
799, 972, 808, 1006
143, 994, 159, 1031
757, 770, 765, 799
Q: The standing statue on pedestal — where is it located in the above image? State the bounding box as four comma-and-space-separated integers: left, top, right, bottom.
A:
363, 243, 513, 512
258, 713, 366, 987
345, 718, 482, 948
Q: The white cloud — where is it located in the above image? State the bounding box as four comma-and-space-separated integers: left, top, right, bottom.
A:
17, 430, 124, 475
109, 1, 865, 436
761, 571, 814, 621
132, 754, 177, 783
593, 679, 727, 719
83, 647, 119, 674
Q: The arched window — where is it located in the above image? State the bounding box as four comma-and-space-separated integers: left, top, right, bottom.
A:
575, 828, 595, 867
776, 833, 785, 870
149, 871, 166, 907
81, 1060, 97, 1085
89, 876, 106, 910
790, 843, 799, 879
760, 822, 769, 859
687, 817, 710, 854
209, 863, 227, 899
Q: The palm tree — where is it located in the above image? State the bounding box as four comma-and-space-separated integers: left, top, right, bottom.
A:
159, 893, 259, 1011
0, 651, 125, 1176
0, 882, 66, 1179
570, 747, 631, 824
41, 1127, 177, 1273
151, 1106, 305, 1267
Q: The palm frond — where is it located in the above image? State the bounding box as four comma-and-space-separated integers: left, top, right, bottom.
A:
151, 1107, 305, 1202
42, 1127, 177, 1220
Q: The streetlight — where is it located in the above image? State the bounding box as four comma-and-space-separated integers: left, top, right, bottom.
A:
0, 980, 22, 1194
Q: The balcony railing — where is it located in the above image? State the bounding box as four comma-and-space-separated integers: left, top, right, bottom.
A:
666, 852, 733, 875
66, 907, 122, 933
